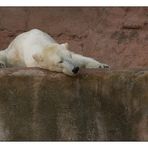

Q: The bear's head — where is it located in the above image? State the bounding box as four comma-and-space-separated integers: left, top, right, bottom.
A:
32, 43, 79, 76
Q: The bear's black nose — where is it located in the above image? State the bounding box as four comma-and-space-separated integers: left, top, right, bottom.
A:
72, 67, 79, 74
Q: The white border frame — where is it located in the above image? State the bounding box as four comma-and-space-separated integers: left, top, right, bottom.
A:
0, 0, 148, 6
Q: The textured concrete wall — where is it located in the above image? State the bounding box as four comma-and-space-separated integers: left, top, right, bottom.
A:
0, 68, 148, 141
0, 7, 148, 69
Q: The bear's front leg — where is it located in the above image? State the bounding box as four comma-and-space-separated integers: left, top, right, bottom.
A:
71, 52, 109, 69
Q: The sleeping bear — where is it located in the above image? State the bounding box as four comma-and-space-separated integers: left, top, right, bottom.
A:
0, 29, 109, 76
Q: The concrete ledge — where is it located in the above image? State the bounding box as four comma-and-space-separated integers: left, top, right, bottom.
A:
0, 68, 148, 141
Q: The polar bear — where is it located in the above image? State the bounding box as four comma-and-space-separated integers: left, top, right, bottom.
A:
0, 29, 109, 76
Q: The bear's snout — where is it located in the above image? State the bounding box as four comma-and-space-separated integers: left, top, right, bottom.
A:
72, 67, 79, 74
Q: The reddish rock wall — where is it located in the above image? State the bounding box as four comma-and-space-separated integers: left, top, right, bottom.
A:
0, 7, 148, 70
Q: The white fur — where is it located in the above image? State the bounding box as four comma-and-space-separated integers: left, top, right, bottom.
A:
0, 29, 109, 76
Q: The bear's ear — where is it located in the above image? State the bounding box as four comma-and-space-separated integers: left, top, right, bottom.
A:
61, 43, 69, 48
32, 53, 43, 63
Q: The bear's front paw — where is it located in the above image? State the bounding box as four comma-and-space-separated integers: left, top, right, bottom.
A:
0, 62, 6, 68
98, 63, 109, 69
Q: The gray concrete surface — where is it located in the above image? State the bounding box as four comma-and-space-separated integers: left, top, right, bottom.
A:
0, 68, 148, 141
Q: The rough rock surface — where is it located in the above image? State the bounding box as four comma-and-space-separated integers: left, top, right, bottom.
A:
0, 8, 148, 69
0, 68, 148, 141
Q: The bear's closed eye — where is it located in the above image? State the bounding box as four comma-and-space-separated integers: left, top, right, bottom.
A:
58, 60, 63, 63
